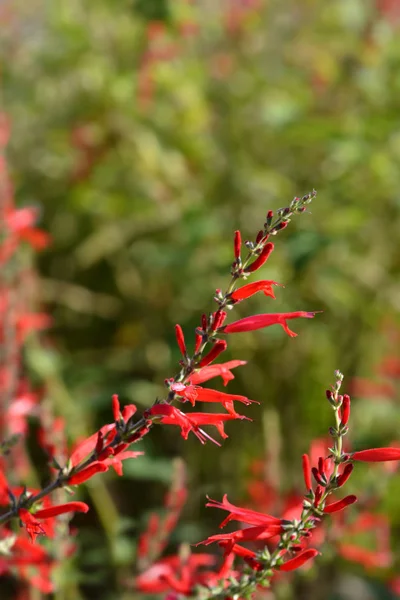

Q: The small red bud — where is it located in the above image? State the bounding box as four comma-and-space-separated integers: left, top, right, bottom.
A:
175, 324, 187, 357
336, 463, 353, 487
302, 454, 312, 491
195, 332, 202, 354
234, 230, 241, 259
112, 394, 120, 421
340, 394, 351, 427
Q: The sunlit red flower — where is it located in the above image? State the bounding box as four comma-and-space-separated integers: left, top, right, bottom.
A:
222, 312, 318, 337
189, 359, 247, 386
278, 548, 319, 571
351, 447, 400, 462
230, 280, 282, 303
323, 495, 357, 514
172, 384, 258, 416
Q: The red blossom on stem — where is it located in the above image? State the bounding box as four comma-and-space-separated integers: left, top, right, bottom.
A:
245, 242, 274, 273
189, 360, 247, 386
302, 454, 312, 491
351, 447, 400, 462
323, 495, 357, 514
175, 324, 187, 357
199, 340, 227, 367
222, 312, 319, 337
230, 280, 283, 302
278, 548, 319, 572
233, 230, 241, 259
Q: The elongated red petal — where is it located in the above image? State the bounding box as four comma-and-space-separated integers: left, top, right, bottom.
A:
112, 394, 120, 421
351, 447, 400, 462
234, 230, 241, 259
223, 312, 318, 337
245, 243, 274, 273
340, 394, 351, 426
68, 462, 108, 485
336, 463, 353, 487
189, 360, 247, 386
230, 280, 282, 302
175, 324, 187, 356
34, 502, 90, 519
302, 454, 312, 491
324, 495, 357, 514
206, 494, 281, 527
278, 549, 319, 572
199, 340, 227, 368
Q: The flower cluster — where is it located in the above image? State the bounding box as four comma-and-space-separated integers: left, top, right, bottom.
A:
1, 157, 399, 600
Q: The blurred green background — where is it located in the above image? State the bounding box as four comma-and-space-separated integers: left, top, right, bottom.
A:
1, 0, 400, 598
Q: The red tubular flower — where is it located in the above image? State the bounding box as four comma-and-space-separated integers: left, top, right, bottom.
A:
278, 548, 319, 572
148, 404, 238, 445
194, 332, 202, 353
336, 463, 353, 487
314, 485, 323, 506
33, 501, 89, 519
302, 454, 312, 491
230, 280, 283, 303
19, 509, 46, 543
189, 359, 247, 386
222, 311, 318, 338
340, 394, 351, 426
112, 394, 121, 421
175, 324, 187, 356
351, 447, 400, 462
323, 495, 357, 514
67, 462, 108, 485
104, 450, 144, 476
234, 230, 241, 259
245, 243, 274, 273
312, 467, 326, 486
69, 423, 116, 467
199, 524, 284, 554
205, 494, 282, 528
175, 385, 258, 416
198, 340, 227, 367
212, 310, 227, 330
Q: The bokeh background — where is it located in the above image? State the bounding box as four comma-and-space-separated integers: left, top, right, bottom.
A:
1, 0, 400, 598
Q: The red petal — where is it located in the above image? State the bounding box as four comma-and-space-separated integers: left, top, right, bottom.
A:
324, 495, 357, 513
351, 447, 400, 462
34, 502, 89, 519
278, 548, 319, 571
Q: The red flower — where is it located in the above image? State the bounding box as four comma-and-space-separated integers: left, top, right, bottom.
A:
136, 553, 224, 595
103, 450, 144, 476
245, 243, 274, 273
199, 524, 284, 556
323, 495, 357, 514
339, 394, 351, 426
234, 230, 241, 259
147, 404, 242, 445
173, 384, 258, 416
199, 340, 227, 367
189, 359, 247, 386
351, 447, 400, 462
19, 502, 88, 542
205, 494, 283, 528
230, 280, 283, 303
222, 311, 318, 337
302, 454, 312, 491
336, 464, 353, 487
175, 324, 187, 357
278, 548, 319, 571
67, 462, 108, 485
33, 501, 89, 519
